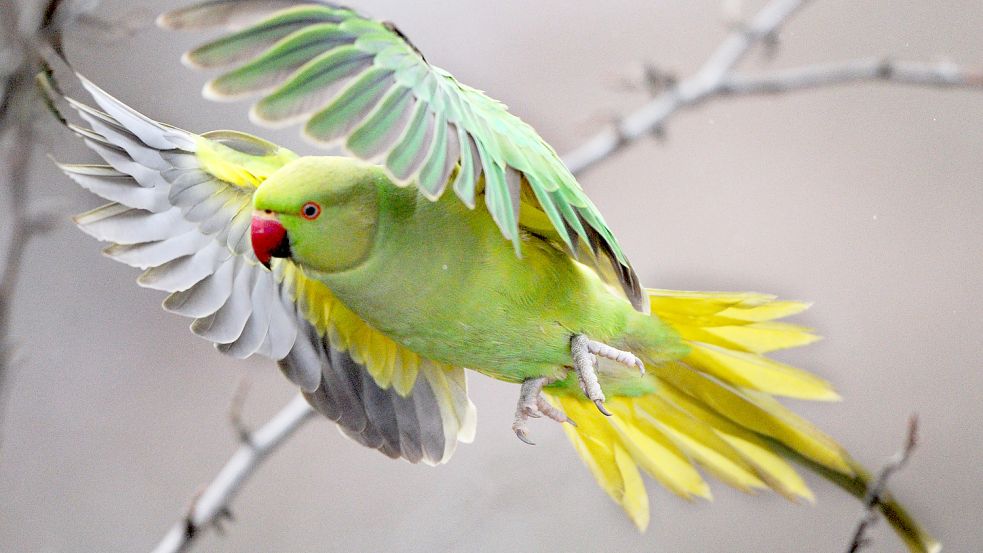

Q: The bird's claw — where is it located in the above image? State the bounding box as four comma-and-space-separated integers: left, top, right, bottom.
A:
571, 335, 608, 414
511, 377, 574, 445
513, 424, 535, 446
571, 334, 645, 415
512, 335, 641, 440
594, 399, 613, 417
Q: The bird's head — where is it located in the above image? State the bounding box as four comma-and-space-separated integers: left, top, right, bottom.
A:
251, 156, 384, 273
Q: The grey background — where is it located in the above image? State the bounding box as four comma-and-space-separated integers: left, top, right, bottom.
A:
2, 0, 981, 551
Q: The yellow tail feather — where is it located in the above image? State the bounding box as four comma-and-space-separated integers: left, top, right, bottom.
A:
545, 289, 939, 552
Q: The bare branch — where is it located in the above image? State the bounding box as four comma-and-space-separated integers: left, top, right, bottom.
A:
152, 395, 316, 553
846, 415, 920, 553
562, 0, 982, 175
563, 0, 810, 173
723, 58, 983, 95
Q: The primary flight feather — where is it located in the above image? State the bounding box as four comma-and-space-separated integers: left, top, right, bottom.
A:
48, 1, 939, 550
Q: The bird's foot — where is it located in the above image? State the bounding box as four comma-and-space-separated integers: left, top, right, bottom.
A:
571, 334, 646, 416
511, 376, 575, 445
586, 339, 646, 376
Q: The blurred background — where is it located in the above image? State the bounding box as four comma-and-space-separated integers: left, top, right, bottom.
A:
1, 0, 981, 551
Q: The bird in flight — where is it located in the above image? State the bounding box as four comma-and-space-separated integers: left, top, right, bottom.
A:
50, 2, 936, 550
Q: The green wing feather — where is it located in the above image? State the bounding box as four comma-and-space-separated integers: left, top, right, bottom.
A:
160, 1, 643, 308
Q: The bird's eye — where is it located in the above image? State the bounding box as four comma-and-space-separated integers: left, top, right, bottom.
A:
301, 202, 321, 220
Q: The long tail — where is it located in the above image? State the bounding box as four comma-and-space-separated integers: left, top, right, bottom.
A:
544, 289, 939, 553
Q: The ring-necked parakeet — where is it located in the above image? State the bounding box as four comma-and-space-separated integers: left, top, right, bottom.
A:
50, 1, 938, 551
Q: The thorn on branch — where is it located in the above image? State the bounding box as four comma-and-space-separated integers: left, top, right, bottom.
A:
846, 414, 920, 553
616, 63, 678, 97
876, 58, 895, 80
181, 516, 197, 543
612, 119, 631, 150
760, 31, 781, 60
641, 64, 678, 97
650, 124, 668, 142
181, 487, 206, 542
183, 485, 235, 541
212, 506, 234, 536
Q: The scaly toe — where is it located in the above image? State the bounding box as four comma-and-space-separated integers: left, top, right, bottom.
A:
512, 377, 556, 445
536, 395, 576, 426
587, 340, 646, 376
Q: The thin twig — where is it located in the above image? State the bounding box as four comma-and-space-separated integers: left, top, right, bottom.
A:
722, 58, 983, 95
152, 395, 316, 553
846, 415, 920, 553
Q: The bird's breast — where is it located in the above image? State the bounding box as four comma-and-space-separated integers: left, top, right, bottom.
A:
315, 192, 597, 379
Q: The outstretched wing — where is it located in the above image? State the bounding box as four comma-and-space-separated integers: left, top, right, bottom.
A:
159, 1, 644, 309
58, 76, 476, 464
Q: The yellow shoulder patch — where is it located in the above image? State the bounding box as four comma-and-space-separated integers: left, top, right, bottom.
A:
196, 131, 299, 188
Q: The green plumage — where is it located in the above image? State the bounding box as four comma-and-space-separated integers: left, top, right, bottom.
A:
254, 157, 684, 396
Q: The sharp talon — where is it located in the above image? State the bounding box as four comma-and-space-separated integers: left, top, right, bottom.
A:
566, 417, 578, 427
636, 360, 646, 376
594, 399, 613, 416
512, 377, 570, 443
514, 428, 535, 446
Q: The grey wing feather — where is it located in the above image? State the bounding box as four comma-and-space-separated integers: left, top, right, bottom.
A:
60, 74, 475, 465
74, 204, 194, 244
359, 368, 402, 454
163, 257, 237, 318
292, 319, 460, 465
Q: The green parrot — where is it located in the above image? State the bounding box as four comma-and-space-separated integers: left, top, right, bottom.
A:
49, 1, 938, 551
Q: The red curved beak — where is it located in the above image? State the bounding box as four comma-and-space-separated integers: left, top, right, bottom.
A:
251, 212, 290, 269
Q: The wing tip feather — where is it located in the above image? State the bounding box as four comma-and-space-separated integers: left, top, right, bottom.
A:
155, 12, 178, 31
181, 50, 203, 69
202, 81, 239, 102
